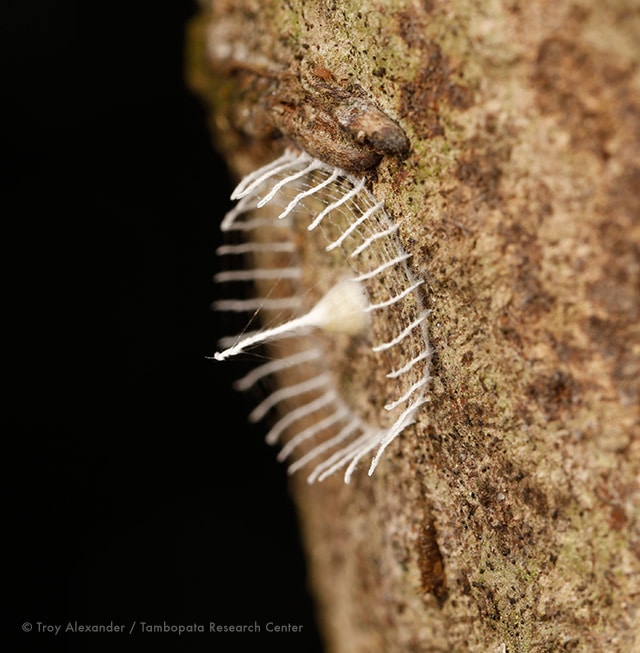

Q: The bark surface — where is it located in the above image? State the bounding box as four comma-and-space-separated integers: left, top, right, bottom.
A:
187, 1, 640, 651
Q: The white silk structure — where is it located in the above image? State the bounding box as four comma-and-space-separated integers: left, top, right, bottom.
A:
213, 149, 432, 483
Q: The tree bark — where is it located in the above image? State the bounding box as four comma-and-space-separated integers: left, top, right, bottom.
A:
187, 1, 640, 651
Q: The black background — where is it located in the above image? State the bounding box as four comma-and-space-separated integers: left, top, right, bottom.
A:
5, 2, 323, 651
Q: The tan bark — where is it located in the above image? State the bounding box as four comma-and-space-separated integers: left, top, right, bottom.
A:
187, 1, 640, 651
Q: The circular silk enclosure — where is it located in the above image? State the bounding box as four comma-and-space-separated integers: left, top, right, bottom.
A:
214, 149, 432, 483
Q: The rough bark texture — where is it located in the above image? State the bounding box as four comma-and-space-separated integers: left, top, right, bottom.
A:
187, 1, 640, 651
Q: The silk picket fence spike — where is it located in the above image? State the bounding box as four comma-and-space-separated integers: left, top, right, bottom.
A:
212, 149, 432, 483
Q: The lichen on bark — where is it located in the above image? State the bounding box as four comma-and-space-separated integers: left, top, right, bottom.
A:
187, 1, 640, 651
